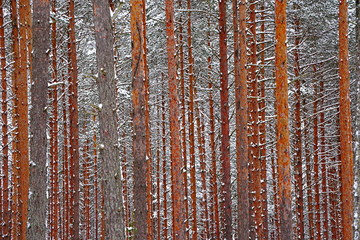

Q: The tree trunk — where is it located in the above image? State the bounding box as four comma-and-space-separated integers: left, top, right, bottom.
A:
236, 0, 250, 238
274, 0, 292, 239
355, 0, 360, 235
93, 0, 125, 239
129, 0, 148, 239
67, 0, 80, 238
28, 0, 50, 238
338, 1, 354, 239
164, 0, 186, 238
218, 1, 232, 239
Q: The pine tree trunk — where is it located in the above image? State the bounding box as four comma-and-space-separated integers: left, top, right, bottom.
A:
218, 1, 232, 238
67, 0, 80, 238
338, 1, 354, 239
236, 0, 250, 238
130, 0, 148, 238
164, 0, 186, 237
93, 0, 125, 238
274, 0, 292, 238
355, 0, 360, 235
28, 0, 50, 238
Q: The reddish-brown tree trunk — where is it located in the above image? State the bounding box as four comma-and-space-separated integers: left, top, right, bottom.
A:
236, 0, 250, 238
338, 1, 354, 239
219, 1, 232, 238
130, 0, 148, 238
275, 0, 292, 239
68, 0, 80, 238
165, 0, 186, 238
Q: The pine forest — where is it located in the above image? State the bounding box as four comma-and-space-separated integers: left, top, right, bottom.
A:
0, 0, 360, 239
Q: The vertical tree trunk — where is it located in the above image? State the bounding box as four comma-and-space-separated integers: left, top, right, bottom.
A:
0, 0, 10, 237
93, 115, 100, 240
28, 0, 50, 238
236, 0, 250, 238
10, 1, 19, 236
129, 0, 148, 238
274, 0, 292, 239
16, 0, 31, 238
67, 0, 80, 238
218, 1, 232, 238
338, 1, 354, 239
93, 0, 125, 238
355, 0, 360, 235
164, 0, 186, 238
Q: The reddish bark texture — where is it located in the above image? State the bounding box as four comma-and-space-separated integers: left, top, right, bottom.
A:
68, 0, 80, 238
219, 1, 232, 239
236, 0, 250, 239
164, 0, 186, 238
130, 0, 148, 238
275, 0, 293, 239
338, 0, 354, 239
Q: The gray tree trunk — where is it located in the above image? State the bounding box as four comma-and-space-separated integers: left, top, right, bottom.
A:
356, 0, 360, 236
28, 0, 50, 238
93, 0, 125, 239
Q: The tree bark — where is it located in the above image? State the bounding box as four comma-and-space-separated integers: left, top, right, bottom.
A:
274, 0, 292, 239
218, 1, 232, 239
93, 0, 125, 238
164, 0, 186, 238
338, 1, 354, 239
236, 0, 250, 239
130, 0, 148, 238
28, 0, 50, 238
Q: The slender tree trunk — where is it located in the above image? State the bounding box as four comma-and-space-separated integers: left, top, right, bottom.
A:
93, 0, 125, 238
68, 0, 80, 238
236, 0, 250, 239
93, 115, 100, 240
274, 0, 292, 239
129, 0, 148, 238
219, 1, 232, 238
338, 1, 354, 239
164, 0, 186, 238
28, 0, 50, 238
355, 0, 360, 235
